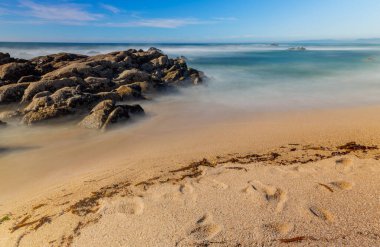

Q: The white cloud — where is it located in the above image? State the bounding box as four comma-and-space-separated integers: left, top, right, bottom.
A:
20, 0, 102, 22
100, 4, 120, 14
102, 18, 211, 28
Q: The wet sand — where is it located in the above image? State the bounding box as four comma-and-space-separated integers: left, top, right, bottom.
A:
1, 102, 380, 246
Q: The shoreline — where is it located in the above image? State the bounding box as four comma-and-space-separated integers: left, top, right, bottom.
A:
2, 103, 380, 203
0, 106, 380, 218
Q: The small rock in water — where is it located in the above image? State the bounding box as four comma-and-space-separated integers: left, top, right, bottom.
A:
0, 120, 7, 127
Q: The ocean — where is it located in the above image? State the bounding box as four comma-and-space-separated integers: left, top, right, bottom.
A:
1, 42, 380, 111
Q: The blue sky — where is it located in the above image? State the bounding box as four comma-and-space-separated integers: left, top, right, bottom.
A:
0, 0, 380, 42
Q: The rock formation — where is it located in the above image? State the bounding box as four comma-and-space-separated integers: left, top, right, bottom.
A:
0, 48, 204, 129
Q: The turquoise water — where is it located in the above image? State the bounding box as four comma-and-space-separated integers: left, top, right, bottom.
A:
1, 42, 380, 111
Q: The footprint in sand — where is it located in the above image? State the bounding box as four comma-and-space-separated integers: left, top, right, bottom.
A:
179, 183, 194, 194
335, 157, 353, 174
100, 197, 144, 216
331, 181, 354, 190
189, 224, 222, 241
248, 181, 288, 213
177, 214, 222, 246
309, 206, 334, 222
196, 213, 212, 224
264, 222, 294, 235
189, 214, 222, 241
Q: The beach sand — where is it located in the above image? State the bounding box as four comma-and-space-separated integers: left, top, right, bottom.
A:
1, 103, 380, 246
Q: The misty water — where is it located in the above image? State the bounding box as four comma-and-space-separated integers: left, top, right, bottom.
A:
2, 42, 380, 199
2, 42, 380, 112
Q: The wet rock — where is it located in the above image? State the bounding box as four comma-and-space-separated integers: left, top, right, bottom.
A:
0, 52, 26, 66
123, 104, 145, 115
0, 62, 36, 82
0, 83, 30, 103
0, 120, 7, 127
0, 52, 13, 65
188, 68, 204, 85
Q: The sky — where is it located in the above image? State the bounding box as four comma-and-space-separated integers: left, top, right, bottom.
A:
0, 0, 380, 42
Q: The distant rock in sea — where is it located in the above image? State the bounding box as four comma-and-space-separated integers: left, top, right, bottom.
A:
0, 48, 205, 130
287, 46, 307, 51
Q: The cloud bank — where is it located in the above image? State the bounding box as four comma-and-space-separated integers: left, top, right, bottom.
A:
0, 1, 236, 29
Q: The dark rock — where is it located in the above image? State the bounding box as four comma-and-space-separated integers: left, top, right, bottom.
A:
141, 62, 154, 72
33, 91, 52, 99
0, 62, 36, 82
17, 75, 40, 83
84, 77, 115, 93
0, 120, 7, 127
0, 52, 13, 65
101, 106, 130, 131
122, 104, 145, 115
0, 83, 30, 103
0, 52, 26, 65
